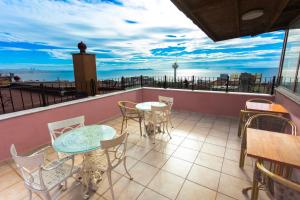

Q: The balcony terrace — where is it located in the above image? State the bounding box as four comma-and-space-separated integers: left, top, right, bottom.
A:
0, 86, 299, 200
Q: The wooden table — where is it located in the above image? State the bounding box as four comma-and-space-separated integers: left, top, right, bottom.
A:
245, 102, 288, 114
247, 128, 300, 168
246, 128, 300, 199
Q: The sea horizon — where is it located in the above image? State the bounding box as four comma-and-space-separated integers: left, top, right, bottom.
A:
0, 67, 278, 81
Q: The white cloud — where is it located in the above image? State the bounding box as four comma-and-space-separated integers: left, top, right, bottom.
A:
0, 0, 284, 70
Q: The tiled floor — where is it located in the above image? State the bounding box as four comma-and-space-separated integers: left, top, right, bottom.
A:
0, 111, 271, 200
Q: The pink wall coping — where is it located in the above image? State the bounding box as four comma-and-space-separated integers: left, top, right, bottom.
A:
0, 87, 275, 161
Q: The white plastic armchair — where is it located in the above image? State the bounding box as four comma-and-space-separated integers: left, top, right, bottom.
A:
48, 116, 85, 158
158, 96, 174, 127
10, 144, 80, 200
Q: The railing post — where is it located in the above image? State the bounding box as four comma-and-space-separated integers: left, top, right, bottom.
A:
192, 76, 195, 91
225, 75, 229, 92
140, 75, 143, 88
121, 76, 125, 90
0, 88, 5, 113
164, 75, 167, 89
40, 83, 47, 106
271, 76, 276, 95
90, 79, 96, 96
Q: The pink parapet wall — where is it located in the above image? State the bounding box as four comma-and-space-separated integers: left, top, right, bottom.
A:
0, 89, 142, 161
142, 87, 275, 117
275, 89, 300, 134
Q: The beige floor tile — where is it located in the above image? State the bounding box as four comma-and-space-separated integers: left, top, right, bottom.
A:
208, 129, 228, 139
162, 157, 193, 178
0, 170, 21, 191
153, 142, 178, 155
180, 138, 203, 150
171, 129, 189, 137
96, 171, 123, 195
205, 135, 227, 147
186, 131, 207, 142
194, 122, 213, 128
226, 139, 241, 150
201, 143, 226, 157
127, 134, 143, 144
224, 148, 253, 166
195, 152, 223, 171
218, 174, 251, 200
128, 161, 159, 186
0, 162, 13, 177
61, 185, 101, 200
137, 188, 169, 200
103, 176, 144, 200
191, 127, 210, 135
216, 193, 236, 200
148, 170, 184, 200
221, 159, 253, 181
114, 156, 138, 175
136, 138, 158, 149
0, 181, 28, 200
177, 180, 216, 200
166, 135, 184, 145
187, 164, 221, 190
127, 145, 151, 160
173, 147, 198, 162
141, 150, 170, 168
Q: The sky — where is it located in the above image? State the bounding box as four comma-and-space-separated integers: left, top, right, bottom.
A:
0, 0, 285, 72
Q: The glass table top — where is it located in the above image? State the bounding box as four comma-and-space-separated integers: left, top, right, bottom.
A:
53, 125, 116, 154
135, 101, 166, 111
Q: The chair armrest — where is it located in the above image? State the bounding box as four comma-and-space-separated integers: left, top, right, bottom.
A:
42, 155, 74, 171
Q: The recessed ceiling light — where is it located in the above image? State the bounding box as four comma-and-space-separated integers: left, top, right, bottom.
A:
241, 9, 264, 21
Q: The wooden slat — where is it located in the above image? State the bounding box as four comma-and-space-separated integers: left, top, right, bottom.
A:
247, 128, 300, 169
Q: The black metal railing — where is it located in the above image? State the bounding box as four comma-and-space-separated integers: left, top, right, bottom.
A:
0, 75, 278, 115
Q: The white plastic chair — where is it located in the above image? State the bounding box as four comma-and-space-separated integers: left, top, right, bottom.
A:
47, 116, 85, 158
150, 105, 172, 144
158, 96, 174, 127
84, 131, 133, 200
10, 144, 80, 200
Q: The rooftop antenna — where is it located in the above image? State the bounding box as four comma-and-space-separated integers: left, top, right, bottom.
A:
172, 56, 179, 82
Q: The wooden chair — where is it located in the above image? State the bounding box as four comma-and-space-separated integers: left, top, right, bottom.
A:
238, 110, 263, 137
158, 96, 174, 127
251, 161, 300, 200
10, 144, 80, 200
118, 101, 143, 136
149, 105, 172, 144
85, 131, 133, 200
48, 116, 85, 158
239, 114, 296, 168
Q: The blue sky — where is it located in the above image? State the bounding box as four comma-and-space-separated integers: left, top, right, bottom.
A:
0, 0, 285, 72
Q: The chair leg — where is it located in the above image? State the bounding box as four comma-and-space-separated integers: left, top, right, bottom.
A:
27, 189, 32, 200
251, 163, 260, 200
239, 149, 246, 168
166, 122, 172, 139
139, 118, 143, 136
121, 117, 125, 133
42, 192, 51, 200
107, 170, 115, 200
169, 116, 174, 128
123, 156, 133, 180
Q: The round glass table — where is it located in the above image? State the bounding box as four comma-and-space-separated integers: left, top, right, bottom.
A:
53, 125, 116, 154
53, 124, 116, 199
135, 101, 166, 112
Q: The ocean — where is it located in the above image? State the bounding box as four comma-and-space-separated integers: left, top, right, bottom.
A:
0, 67, 278, 81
